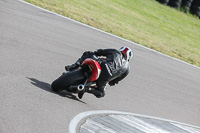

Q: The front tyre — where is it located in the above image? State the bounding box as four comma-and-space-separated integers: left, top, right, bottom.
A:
51, 69, 85, 92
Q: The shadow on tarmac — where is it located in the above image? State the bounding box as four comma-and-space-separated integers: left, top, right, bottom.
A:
27, 77, 86, 104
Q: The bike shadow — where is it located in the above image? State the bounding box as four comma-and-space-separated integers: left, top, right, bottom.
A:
27, 77, 86, 104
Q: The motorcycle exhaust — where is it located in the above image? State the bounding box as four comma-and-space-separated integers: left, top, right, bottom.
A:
77, 84, 85, 91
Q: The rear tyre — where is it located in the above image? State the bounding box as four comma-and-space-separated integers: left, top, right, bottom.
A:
51, 69, 85, 92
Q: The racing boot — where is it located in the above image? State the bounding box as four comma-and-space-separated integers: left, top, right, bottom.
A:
65, 59, 81, 71
87, 88, 105, 98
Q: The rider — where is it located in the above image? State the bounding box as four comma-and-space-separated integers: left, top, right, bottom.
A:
65, 46, 133, 99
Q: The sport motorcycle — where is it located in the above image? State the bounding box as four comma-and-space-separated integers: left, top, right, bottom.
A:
51, 58, 101, 95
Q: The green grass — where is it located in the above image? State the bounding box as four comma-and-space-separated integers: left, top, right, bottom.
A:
25, 0, 200, 67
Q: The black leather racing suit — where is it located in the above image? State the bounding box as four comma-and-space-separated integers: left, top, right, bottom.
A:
78, 48, 130, 98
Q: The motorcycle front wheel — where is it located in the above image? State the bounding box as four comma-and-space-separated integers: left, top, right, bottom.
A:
51, 69, 85, 92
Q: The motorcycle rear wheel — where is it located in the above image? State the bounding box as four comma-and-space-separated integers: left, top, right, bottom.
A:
51, 69, 85, 92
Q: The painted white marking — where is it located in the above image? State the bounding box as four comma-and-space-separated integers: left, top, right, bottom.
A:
110, 115, 170, 133
172, 123, 200, 133
81, 127, 96, 133
82, 119, 117, 133
19, 0, 200, 70
69, 110, 200, 133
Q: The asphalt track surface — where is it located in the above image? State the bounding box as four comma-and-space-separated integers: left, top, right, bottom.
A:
0, 0, 200, 133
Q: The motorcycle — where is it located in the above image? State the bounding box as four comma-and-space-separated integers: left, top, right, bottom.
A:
51, 58, 101, 95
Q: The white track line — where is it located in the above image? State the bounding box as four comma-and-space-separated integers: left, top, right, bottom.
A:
19, 0, 200, 70
69, 110, 200, 133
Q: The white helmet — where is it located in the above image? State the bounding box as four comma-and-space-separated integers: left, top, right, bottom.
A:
119, 46, 133, 61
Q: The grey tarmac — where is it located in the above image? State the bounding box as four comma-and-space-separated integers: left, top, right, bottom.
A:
0, 0, 200, 133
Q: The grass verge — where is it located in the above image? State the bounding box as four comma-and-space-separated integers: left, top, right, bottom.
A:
24, 0, 200, 67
